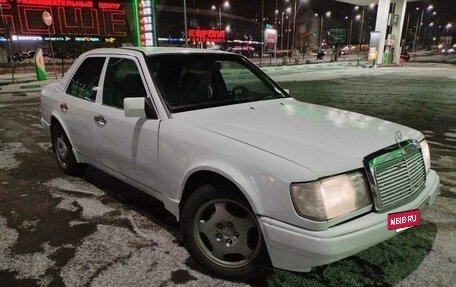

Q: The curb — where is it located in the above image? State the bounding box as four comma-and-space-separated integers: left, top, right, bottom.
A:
0, 81, 54, 94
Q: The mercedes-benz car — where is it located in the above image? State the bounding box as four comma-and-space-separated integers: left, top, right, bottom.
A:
40, 47, 440, 279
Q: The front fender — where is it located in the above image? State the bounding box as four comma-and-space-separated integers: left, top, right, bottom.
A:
158, 120, 316, 224
179, 162, 264, 215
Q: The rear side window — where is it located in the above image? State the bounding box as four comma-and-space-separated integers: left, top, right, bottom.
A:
66, 57, 105, 102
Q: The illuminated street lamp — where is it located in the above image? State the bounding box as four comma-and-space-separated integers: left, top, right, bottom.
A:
286, 7, 292, 54
211, 1, 230, 31
414, 4, 433, 52
319, 11, 331, 50
357, 6, 365, 56
423, 17, 437, 46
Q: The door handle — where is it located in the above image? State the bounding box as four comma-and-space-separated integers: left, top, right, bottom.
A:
94, 115, 107, 126
60, 103, 68, 112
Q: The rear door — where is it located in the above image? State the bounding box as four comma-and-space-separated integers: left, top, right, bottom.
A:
94, 56, 160, 191
61, 56, 106, 162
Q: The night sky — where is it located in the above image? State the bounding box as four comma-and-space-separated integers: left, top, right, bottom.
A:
158, 0, 455, 26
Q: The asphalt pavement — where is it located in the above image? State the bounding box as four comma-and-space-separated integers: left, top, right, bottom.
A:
0, 62, 455, 287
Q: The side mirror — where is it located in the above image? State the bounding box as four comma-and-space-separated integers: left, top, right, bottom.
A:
284, 89, 290, 95
124, 97, 146, 118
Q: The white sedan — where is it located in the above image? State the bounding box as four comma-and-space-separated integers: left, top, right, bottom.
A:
41, 47, 440, 279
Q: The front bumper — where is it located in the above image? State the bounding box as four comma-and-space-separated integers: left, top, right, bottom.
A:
260, 170, 440, 272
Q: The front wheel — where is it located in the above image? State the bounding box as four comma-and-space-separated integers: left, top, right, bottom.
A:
181, 185, 270, 279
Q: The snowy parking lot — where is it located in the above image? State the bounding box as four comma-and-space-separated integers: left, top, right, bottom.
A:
0, 63, 455, 287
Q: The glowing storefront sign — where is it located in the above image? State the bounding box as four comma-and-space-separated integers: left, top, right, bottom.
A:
188, 29, 226, 43
136, 0, 156, 47
0, 1, 127, 40
12, 35, 43, 41
74, 37, 100, 42
17, 0, 93, 8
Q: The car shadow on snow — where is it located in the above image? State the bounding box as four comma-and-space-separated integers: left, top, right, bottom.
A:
78, 166, 180, 235
78, 167, 437, 287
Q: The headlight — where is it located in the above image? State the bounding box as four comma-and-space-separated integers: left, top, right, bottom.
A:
290, 171, 372, 221
420, 140, 431, 174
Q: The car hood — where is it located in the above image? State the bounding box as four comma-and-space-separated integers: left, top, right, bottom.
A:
173, 98, 423, 177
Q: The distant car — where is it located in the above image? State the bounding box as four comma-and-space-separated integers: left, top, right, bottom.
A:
312, 49, 327, 55
437, 44, 455, 54
12, 50, 36, 62
276, 49, 291, 57
23, 50, 36, 59
11, 53, 26, 62
313, 49, 326, 59
41, 47, 440, 279
340, 48, 349, 55
226, 46, 255, 57
400, 51, 411, 62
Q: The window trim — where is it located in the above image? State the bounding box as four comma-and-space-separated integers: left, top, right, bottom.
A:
97, 54, 160, 119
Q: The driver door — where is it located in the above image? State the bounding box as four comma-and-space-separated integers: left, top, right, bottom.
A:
95, 56, 160, 191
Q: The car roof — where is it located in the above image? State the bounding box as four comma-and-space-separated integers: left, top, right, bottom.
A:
85, 47, 234, 56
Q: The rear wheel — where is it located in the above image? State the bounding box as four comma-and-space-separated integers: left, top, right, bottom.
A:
181, 184, 270, 279
52, 125, 84, 175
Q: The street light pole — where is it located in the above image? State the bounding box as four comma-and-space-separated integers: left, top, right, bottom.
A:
292, 0, 297, 54
281, 12, 284, 50
402, 13, 410, 48
319, 16, 323, 49
413, 9, 421, 53
0, 3, 14, 83
358, 6, 365, 56
417, 9, 424, 48
260, 0, 264, 66
183, 0, 188, 46
219, 7, 222, 30
349, 19, 353, 46
286, 15, 291, 55
275, 4, 278, 64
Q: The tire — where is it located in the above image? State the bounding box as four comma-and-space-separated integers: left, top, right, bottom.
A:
52, 125, 84, 175
181, 184, 270, 280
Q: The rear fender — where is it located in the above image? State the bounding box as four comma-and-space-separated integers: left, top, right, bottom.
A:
50, 112, 81, 163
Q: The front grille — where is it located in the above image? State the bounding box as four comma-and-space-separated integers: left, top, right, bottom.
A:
365, 141, 426, 210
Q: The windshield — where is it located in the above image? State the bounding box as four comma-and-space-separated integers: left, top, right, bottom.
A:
147, 54, 289, 113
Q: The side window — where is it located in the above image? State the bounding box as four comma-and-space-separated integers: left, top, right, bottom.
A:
102, 57, 147, 109
66, 57, 105, 102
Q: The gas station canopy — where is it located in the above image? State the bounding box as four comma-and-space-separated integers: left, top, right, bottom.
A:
336, 0, 420, 65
